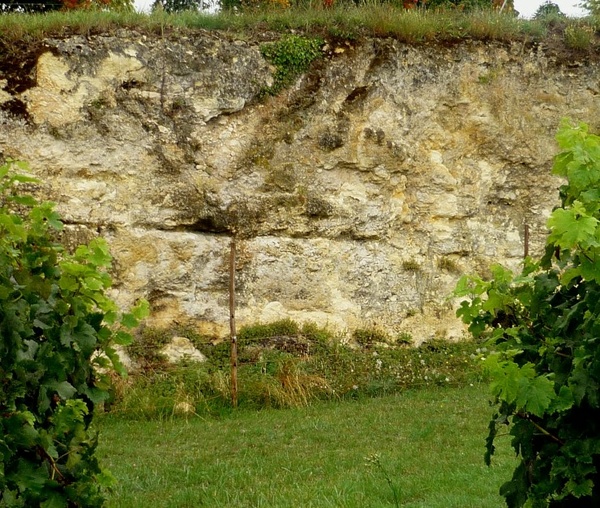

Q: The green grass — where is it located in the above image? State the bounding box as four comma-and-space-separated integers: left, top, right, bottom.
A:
97, 384, 516, 507
0, 5, 598, 50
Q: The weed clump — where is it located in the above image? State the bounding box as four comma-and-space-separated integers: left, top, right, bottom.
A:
564, 23, 595, 49
352, 327, 391, 347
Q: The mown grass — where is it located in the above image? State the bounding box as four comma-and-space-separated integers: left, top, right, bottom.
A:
0, 5, 598, 49
97, 384, 515, 507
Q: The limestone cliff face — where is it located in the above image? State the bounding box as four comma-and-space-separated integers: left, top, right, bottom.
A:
1, 31, 599, 341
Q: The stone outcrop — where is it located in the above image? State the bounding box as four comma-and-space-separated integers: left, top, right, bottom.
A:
160, 336, 207, 363
1, 31, 599, 342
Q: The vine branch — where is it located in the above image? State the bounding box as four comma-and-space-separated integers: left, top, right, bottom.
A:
518, 413, 565, 446
37, 445, 64, 482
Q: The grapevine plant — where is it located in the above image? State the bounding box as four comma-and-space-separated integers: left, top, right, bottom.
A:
455, 120, 600, 507
0, 160, 148, 507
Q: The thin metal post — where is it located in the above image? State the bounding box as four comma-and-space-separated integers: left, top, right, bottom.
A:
229, 238, 238, 408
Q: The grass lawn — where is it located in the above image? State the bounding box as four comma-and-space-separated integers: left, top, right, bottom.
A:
97, 384, 515, 507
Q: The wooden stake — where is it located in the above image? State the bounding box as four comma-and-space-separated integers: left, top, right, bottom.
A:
524, 224, 530, 259
229, 238, 238, 408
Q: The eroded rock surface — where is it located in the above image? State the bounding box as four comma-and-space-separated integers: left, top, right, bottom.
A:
1, 32, 599, 342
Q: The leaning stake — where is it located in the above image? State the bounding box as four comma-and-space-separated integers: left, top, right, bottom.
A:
229, 238, 238, 408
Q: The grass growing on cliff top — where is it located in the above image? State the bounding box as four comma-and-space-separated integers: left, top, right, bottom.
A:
0, 6, 598, 50
97, 384, 515, 507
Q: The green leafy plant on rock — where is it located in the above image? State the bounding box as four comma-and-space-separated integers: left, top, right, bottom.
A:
0, 160, 148, 507
454, 119, 600, 507
260, 35, 323, 95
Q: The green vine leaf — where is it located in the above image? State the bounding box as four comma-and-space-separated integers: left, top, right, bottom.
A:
548, 385, 575, 413
518, 376, 555, 418
547, 201, 599, 250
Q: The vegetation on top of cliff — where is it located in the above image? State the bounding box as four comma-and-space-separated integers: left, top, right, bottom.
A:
0, 5, 598, 57
260, 34, 323, 94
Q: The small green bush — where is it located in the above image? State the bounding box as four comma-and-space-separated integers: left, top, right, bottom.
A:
564, 23, 594, 49
260, 35, 323, 95
402, 259, 421, 271
238, 318, 300, 343
300, 321, 335, 353
127, 326, 171, 368
396, 332, 413, 345
533, 1, 565, 19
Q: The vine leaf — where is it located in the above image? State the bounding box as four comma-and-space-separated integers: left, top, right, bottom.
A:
548, 385, 575, 413
519, 376, 555, 418
547, 201, 598, 250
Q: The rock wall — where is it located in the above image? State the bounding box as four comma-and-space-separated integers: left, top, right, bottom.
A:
1, 31, 599, 342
